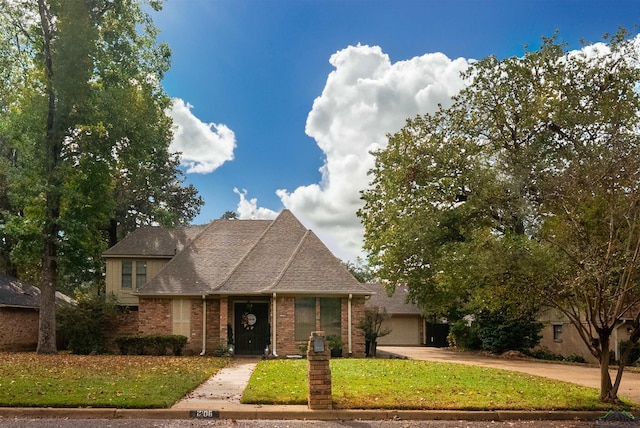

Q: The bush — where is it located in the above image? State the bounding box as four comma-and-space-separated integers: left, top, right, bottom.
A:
475, 309, 542, 354
56, 292, 118, 355
619, 340, 640, 366
447, 319, 482, 350
448, 310, 542, 354
115, 335, 188, 356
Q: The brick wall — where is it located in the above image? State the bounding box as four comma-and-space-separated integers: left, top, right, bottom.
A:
274, 296, 297, 355
272, 295, 367, 357
0, 308, 39, 351
138, 298, 172, 335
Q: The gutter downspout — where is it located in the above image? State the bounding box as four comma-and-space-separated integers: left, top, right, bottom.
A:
348, 294, 353, 355
200, 296, 207, 356
272, 293, 278, 357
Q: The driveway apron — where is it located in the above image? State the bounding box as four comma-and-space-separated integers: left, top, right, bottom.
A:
379, 346, 640, 406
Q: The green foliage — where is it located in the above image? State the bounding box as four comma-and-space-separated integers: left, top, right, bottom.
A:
56, 293, 118, 355
448, 311, 542, 354
0, 0, 203, 300
326, 334, 345, 350
358, 306, 391, 343
343, 258, 375, 283
115, 335, 188, 356
447, 319, 481, 350
619, 340, 640, 366
358, 27, 640, 401
475, 310, 542, 354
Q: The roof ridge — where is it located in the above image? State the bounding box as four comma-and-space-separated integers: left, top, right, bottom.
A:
263, 229, 311, 292
212, 217, 279, 291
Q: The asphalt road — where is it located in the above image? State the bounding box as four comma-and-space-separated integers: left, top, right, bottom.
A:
0, 419, 599, 427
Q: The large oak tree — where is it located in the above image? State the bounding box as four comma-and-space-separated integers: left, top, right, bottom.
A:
0, 0, 203, 353
359, 30, 640, 402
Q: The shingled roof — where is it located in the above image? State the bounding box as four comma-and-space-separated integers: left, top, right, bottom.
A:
0, 273, 75, 309
366, 283, 421, 315
103, 225, 207, 258
135, 210, 370, 297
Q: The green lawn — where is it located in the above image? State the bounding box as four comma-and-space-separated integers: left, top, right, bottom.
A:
242, 359, 629, 410
0, 353, 227, 408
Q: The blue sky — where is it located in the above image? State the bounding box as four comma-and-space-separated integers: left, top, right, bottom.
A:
152, 0, 640, 261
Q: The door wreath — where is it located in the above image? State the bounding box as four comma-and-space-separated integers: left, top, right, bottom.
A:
241, 312, 257, 330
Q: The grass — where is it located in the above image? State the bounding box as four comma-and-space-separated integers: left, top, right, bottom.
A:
242, 359, 629, 410
0, 353, 227, 408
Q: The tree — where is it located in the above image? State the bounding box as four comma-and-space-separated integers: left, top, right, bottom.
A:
343, 258, 375, 283
358, 29, 640, 402
358, 306, 391, 357
221, 211, 238, 220
0, 0, 203, 352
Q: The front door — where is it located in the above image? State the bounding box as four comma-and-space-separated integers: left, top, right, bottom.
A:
234, 302, 270, 355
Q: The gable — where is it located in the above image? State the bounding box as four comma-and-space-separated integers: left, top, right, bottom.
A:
134, 210, 370, 297
137, 218, 271, 295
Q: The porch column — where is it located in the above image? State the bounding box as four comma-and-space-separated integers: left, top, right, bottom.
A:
219, 296, 228, 346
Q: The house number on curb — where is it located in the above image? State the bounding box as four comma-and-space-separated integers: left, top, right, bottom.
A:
190, 410, 219, 418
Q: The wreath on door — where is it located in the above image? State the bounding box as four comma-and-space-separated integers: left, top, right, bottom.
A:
241, 312, 257, 330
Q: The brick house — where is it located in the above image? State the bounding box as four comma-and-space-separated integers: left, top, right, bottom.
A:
104, 210, 371, 357
0, 273, 74, 351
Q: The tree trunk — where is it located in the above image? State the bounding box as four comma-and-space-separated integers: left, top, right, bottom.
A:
36, 0, 58, 354
598, 333, 616, 402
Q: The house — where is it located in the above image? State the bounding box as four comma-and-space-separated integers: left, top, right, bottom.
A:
104, 210, 371, 356
0, 273, 74, 351
537, 307, 635, 364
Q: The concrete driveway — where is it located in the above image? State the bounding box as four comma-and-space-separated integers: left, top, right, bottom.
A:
379, 346, 640, 406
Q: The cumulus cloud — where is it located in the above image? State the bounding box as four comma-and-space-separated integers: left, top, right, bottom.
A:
274, 44, 472, 261
167, 98, 236, 174
234, 188, 279, 220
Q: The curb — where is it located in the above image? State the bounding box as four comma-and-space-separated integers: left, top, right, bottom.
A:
0, 407, 606, 421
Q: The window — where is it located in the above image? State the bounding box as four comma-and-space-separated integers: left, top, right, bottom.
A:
173, 299, 191, 339
294, 297, 316, 341
294, 297, 342, 341
121, 260, 132, 289
320, 298, 341, 337
553, 324, 563, 341
136, 261, 147, 288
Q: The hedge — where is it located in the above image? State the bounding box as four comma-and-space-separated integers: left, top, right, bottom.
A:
115, 335, 188, 356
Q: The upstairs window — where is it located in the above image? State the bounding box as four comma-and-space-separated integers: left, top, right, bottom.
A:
136, 261, 147, 288
553, 324, 563, 341
121, 260, 132, 289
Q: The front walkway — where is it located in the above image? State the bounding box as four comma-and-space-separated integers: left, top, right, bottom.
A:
379, 346, 640, 406
172, 357, 260, 409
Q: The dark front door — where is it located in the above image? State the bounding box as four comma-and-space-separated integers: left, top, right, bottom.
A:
234, 302, 270, 355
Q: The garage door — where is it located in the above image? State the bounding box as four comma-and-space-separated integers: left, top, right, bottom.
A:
377, 316, 422, 346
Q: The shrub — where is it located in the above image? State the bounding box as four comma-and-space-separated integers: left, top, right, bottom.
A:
475, 309, 542, 354
449, 310, 542, 354
447, 319, 482, 350
56, 292, 118, 354
115, 335, 188, 356
619, 340, 640, 366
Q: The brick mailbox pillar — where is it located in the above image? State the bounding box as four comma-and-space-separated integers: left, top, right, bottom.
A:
307, 331, 332, 410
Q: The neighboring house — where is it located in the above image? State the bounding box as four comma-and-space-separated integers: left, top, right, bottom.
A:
104, 210, 371, 356
537, 307, 635, 364
0, 273, 74, 351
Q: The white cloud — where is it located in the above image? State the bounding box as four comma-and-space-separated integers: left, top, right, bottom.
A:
234, 188, 279, 220
167, 98, 236, 174
275, 44, 472, 261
